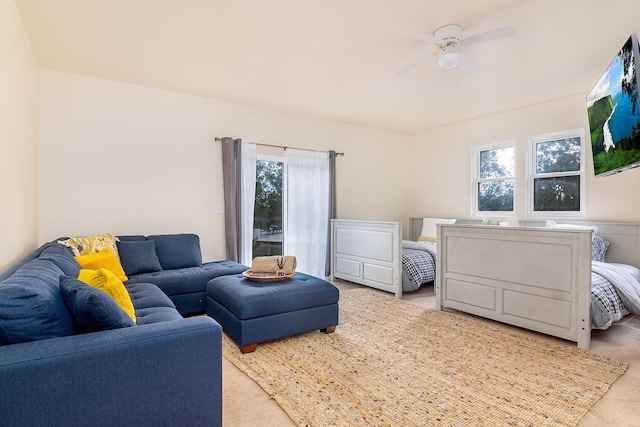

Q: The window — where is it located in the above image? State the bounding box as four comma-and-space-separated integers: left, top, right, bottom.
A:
253, 158, 285, 257
473, 142, 515, 216
528, 129, 584, 216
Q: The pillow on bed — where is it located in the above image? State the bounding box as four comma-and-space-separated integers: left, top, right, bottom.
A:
592, 235, 610, 262
545, 220, 599, 235
546, 221, 610, 262
545, 221, 607, 261
418, 218, 456, 243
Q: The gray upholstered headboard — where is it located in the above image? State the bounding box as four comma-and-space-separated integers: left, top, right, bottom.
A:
410, 217, 640, 268
520, 220, 640, 268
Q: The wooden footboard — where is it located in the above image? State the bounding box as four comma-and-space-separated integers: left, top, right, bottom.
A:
436, 224, 593, 350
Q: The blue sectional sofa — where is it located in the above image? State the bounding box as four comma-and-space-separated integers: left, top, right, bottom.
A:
116, 233, 247, 315
0, 234, 247, 427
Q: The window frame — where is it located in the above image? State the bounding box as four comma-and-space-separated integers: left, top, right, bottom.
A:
527, 128, 585, 218
472, 140, 516, 218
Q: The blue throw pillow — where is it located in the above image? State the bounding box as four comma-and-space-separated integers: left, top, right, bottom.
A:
116, 240, 163, 276
0, 259, 78, 344
60, 276, 136, 333
117, 235, 148, 242
148, 234, 202, 270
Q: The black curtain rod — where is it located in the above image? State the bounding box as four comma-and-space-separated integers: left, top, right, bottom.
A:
215, 137, 344, 156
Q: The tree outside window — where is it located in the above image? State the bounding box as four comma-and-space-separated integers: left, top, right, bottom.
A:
474, 143, 515, 215
529, 129, 584, 216
253, 160, 284, 256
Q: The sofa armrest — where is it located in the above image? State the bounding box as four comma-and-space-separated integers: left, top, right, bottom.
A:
0, 316, 222, 427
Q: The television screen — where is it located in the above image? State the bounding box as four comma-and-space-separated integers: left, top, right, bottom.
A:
587, 33, 640, 177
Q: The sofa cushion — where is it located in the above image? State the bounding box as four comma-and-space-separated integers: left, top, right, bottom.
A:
134, 306, 184, 325
60, 276, 136, 333
126, 260, 248, 296
0, 259, 78, 344
75, 248, 128, 282
78, 269, 136, 322
148, 234, 202, 270
38, 243, 81, 277
0, 246, 42, 282
125, 282, 177, 310
117, 240, 163, 276
125, 282, 183, 324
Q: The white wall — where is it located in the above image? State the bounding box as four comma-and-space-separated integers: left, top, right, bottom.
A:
407, 94, 640, 223
38, 70, 408, 261
0, 0, 39, 272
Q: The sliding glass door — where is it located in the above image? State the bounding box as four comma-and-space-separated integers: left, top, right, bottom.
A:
251, 149, 329, 276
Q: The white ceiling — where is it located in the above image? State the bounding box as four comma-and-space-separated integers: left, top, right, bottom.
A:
14, 0, 640, 133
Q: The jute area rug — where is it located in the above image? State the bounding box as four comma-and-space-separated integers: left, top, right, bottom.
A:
222, 289, 628, 427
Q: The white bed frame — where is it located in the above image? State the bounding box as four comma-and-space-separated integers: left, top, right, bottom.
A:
330, 219, 403, 298
332, 218, 640, 350
437, 221, 640, 350
330, 218, 480, 299
437, 224, 593, 349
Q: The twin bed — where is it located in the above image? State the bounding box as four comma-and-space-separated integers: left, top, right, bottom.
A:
330, 218, 640, 350
329, 218, 477, 297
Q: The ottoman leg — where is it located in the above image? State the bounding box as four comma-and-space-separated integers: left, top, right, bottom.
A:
240, 344, 257, 354
321, 326, 336, 334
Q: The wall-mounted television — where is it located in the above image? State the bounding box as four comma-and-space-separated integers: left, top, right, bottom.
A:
586, 33, 640, 177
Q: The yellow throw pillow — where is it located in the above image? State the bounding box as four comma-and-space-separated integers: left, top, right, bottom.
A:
417, 235, 437, 244
78, 268, 136, 322
58, 233, 120, 257
75, 248, 128, 282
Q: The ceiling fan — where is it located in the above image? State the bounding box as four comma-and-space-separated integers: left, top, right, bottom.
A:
398, 24, 515, 75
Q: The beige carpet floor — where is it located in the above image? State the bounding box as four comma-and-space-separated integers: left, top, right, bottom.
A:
223, 281, 640, 427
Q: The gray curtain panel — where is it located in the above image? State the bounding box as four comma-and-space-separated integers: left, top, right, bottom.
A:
221, 137, 243, 262
325, 150, 337, 277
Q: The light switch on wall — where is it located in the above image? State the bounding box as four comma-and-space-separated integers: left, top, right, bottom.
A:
213, 205, 225, 215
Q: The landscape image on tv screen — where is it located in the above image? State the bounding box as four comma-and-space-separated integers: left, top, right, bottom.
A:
587, 34, 640, 177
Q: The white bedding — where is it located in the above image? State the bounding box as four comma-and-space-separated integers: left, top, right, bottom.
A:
592, 261, 640, 315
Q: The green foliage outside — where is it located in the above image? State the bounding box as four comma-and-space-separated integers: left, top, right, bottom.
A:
478, 181, 513, 211
254, 160, 283, 229
534, 176, 580, 211
478, 148, 514, 212
253, 160, 284, 257
532, 138, 581, 211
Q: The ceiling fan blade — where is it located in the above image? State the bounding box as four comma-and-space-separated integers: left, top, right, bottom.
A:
461, 26, 514, 46
412, 33, 438, 43
397, 52, 437, 76
457, 53, 478, 74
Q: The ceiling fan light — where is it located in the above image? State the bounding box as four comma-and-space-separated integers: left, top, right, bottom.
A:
438, 52, 459, 69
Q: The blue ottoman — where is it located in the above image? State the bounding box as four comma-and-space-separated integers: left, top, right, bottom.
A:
206, 272, 339, 353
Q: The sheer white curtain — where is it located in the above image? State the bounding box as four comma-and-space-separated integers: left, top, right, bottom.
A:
285, 148, 329, 277
240, 143, 256, 266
